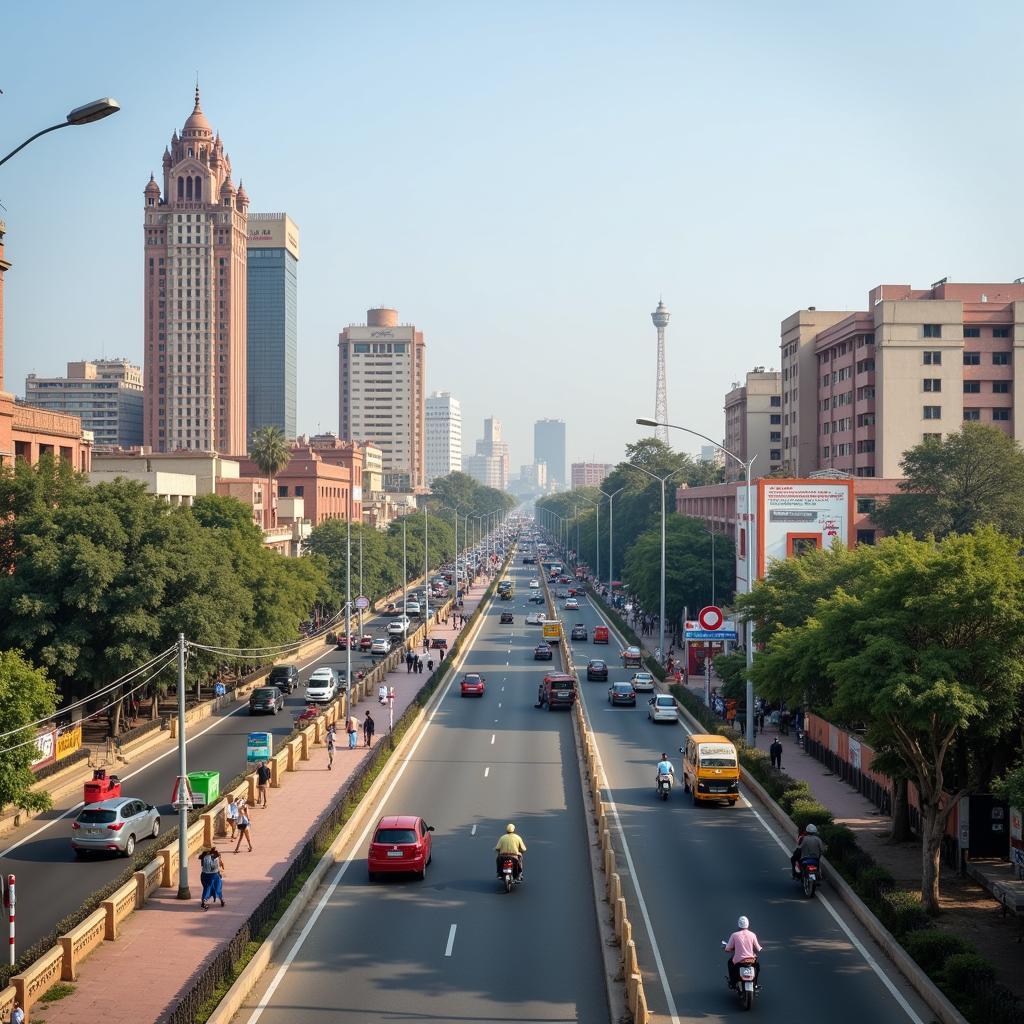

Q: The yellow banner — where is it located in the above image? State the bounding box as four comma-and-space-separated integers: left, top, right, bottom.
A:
56, 724, 82, 761
542, 622, 562, 640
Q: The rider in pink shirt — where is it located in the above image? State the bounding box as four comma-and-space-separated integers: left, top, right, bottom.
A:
724, 916, 762, 988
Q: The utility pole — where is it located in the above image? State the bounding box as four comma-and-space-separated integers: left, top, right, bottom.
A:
175, 633, 190, 900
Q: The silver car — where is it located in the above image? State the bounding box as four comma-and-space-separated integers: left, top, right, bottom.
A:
72, 797, 160, 857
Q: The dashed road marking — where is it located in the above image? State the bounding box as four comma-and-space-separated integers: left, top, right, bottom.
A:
444, 924, 457, 957
484, 766, 490, 778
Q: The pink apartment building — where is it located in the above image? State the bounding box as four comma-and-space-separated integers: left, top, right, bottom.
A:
142, 88, 249, 456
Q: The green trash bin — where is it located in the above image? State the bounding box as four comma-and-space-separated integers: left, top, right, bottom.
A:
187, 771, 220, 808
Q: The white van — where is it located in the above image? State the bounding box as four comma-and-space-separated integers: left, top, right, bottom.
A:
304, 667, 338, 704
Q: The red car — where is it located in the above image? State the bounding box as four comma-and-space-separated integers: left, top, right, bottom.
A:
358, 634, 374, 651
460, 673, 486, 697
335, 633, 357, 650
367, 815, 434, 880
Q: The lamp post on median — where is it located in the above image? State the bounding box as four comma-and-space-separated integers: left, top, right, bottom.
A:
0, 97, 120, 169
638, 416, 758, 745
599, 486, 624, 594
576, 494, 600, 582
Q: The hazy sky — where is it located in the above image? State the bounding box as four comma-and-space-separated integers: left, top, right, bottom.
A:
2, 1, 1023, 472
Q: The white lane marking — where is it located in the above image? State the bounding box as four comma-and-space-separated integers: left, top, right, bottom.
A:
497, 703, 502, 709
490, 734, 496, 744
245, 611, 483, 1024
444, 923, 457, 957
471, 824, 477, 836
585, 600, 924, 1024
484, 766, 490, 778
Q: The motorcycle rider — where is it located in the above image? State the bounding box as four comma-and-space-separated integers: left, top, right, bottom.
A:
724, 915, 762, 989
791, 822, 824, 878
495, 823, 527, 881
656, 752, 675, 789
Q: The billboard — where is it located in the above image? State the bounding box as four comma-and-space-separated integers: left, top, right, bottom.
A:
246, 214, 300, 259
757, 479, 853, 577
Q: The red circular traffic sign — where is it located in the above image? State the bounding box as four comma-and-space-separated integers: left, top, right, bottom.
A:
698, 606, 724, 631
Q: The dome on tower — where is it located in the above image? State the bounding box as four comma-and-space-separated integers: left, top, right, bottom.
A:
235, 181, 250, 207
220, 176, 236, 198
144, 174, 160, 197
183, 86, 212, 135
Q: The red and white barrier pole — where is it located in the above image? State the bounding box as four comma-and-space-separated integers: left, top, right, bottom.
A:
7, 874, 15, 965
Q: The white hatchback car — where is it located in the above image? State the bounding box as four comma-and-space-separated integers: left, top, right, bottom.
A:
529, 579, 540, 589
387, 616, 412, 636
305, 667, 338, 704
525, 612, 547, 625
648, 694, 679, 723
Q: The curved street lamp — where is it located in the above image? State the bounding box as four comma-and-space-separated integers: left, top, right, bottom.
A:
598, 486, 624, 595
0, 98, 120, 169
637, 416, 758, 745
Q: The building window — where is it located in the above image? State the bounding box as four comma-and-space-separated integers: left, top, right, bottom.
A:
857, 529, 877, 545
856, 359, 875, 373
923, 351, 941, 365
770, 431, 781, 442
963, 327, 981, 338
857, 413, 875, 426
923, 379, 941, 392
770, 414, 781, 424
822, 446, 830, 458
770, 396, 781, 407
993, 381, 1011, 394
923, 406, 941, 420
856, 440, 875, 453
294, 486, 304, 497
963, 380, 981, 393
963, 409, 981, 421
856, 497, 876, 514
770, 449, 781, 460
963, 351, 981, 365
993, 327, 1011, 339
993, 351, 1012, 365
993, 408, 1011, 421
923, 324, 942, 338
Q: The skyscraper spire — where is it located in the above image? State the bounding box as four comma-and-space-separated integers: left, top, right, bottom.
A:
651, 299, 671, 444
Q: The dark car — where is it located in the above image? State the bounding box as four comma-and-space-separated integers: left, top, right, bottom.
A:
570, 624, 588, 641
534, 643, 553, 661
538, 672, 576, 709
586, 659, 609, 681
608, 682, 637, 706
500, 611, 514, 624
335, 633, 357, 650
249, 686, 284, 715
268, 665, 299, 694
522, 556, 535, 564
528, 593, 545, 604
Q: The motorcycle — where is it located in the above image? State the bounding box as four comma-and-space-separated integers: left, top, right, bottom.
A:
796, 856, 820, 898
499, 856, 521, 893
656, 773, 672, 801
722, 942, 758, 1010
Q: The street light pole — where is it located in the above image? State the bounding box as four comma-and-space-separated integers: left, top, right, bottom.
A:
0, 97, 121, 169
346, 515, 352, 707
599, 486, 624, 593
423, 503, 430, 624
175, 632, 190, 900
638, 416, 758, 745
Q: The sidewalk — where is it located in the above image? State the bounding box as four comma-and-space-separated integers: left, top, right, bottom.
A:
49, 583, 489, 1024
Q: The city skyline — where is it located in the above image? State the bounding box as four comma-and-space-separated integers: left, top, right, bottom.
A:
4, 3, 1024, 469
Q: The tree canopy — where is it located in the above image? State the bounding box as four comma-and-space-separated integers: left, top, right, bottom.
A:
0, 651, 58, 812
427, 472, 516, 518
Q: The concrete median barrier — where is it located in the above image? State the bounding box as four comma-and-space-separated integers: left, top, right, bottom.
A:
59, 907, 106, 981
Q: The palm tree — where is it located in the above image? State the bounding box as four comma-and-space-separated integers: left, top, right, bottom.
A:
249, 426, 291, 529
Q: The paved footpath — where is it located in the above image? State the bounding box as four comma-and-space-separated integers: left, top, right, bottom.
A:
49, 582, 490, 1024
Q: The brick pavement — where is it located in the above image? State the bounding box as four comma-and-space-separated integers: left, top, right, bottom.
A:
48, 583, 489, 1024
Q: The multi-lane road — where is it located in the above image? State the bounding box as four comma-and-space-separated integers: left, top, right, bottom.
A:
236, 541, 936, 1024
236, 557, 609, 1023
1, 602, 420, 953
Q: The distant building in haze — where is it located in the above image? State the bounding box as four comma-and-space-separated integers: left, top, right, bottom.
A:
723, 367, 782, 482
143, 87, 249, 455
247, 212, 298, 441
24, 359, 143, 449
425, 391, 462, 484
571, 462, 613, 489
466, 415, 508, 489
338, 307, 426, 489
534, 418, 566, 490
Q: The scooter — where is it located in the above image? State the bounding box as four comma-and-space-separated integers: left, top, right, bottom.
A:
797, 856, 820, 898
723, 942, 758, 1011
656, 773, 672, 801
499, 856, 522, 894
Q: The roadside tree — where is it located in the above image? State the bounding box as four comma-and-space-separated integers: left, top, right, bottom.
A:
0, 652, 58, 812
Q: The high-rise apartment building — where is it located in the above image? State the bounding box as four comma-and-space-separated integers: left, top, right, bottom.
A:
143, 88, 249, 455
571, 462, 613, 488
722, 367, 783, 482
463, 453, 505, 489
534, 418, 566, 490
247, 213, 298, 441
425, 391, 462, 484
25, 360, 144, 448
781, 282, 1024, 478
338, 307, 426, 489
472, 416, 509, 489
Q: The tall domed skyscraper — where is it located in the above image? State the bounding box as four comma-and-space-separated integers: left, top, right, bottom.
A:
142, 88, 249, 454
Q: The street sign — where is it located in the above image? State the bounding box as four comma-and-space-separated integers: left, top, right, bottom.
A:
685, 619, 738, 642
171, 776, 194, 810
246, 731, 273, 764
355, 596, 370, 610
698, 606, 724, 631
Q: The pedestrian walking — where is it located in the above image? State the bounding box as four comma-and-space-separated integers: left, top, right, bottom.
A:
415, 656, 423, 674
439, 648, 445, 662
234, 804, 253, 852
770, 737, 783, 770
226, 796, 240, 840
11, 1000, 24, 1024
256, 760, 271, 807
427, 658, 434, 673
363, 710, 375, 747
423, 637, 429, 654
199, 844, 226, 909
406, 650, 413, 673
326, 724, 336, 770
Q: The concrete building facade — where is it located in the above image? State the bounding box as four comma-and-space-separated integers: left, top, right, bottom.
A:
781, 283, 1024, 478
469, 416, 509, 490
571, 462, 613, 488
246, 213, 298, 441
25, 359, 143, 449
143, 88, 249, 455
723, 367, 782, 481
425, 390, 462, 484
534, 419, 566, 490
339, 307, 425, 489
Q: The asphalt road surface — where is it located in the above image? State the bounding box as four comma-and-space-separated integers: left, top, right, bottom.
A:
1, 604, 423, 954
560, 580, 934, 1024
236, 557, 609, 1024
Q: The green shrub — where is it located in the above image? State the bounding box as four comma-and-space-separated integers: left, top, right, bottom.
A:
778, 781, 813, 813
879, 889, 931, 936
902, 928, 974, 974
789, 798, 834, 830
852, 865, 895, 903
819, 823, 858, 865
941, 952, 995, 997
